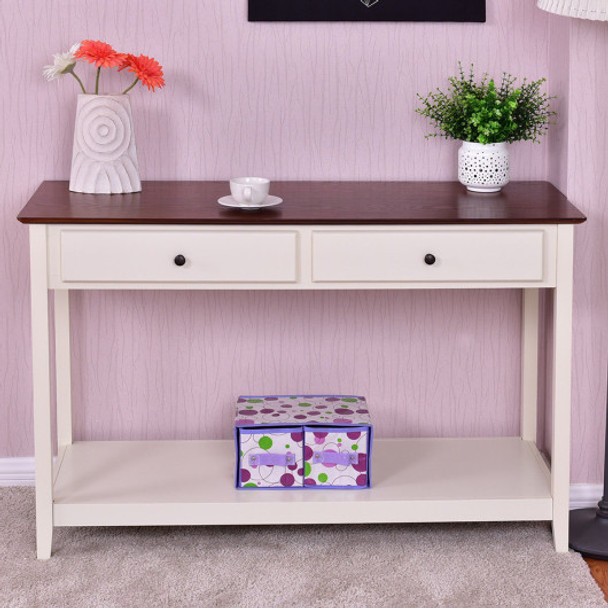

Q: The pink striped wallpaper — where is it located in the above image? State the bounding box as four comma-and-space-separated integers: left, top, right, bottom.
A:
0, 1, 603, 483
565, 20, 608, 484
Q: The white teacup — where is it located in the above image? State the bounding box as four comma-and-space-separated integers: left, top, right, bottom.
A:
230, 177, 270, 206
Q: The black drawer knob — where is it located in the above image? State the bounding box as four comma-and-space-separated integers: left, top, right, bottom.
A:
174, 254, 186, 267
424, 253, 436, 266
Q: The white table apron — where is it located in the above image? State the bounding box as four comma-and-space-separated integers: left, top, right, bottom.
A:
28, 223, 574, 559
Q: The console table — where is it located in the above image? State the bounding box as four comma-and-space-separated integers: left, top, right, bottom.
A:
18, 180, 585, 559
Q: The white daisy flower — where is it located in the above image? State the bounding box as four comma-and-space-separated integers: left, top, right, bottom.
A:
43, 43, 80, 81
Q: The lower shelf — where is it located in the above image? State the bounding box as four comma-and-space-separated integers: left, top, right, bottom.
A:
52, 437, 552, 527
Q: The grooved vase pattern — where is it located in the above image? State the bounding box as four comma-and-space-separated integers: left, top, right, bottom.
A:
458, 142, 510, 193
69, 95, 141, 194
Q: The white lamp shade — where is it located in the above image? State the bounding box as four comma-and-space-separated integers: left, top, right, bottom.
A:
537, 0, 608, 20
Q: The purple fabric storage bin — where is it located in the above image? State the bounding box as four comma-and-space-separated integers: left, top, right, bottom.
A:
234, 395, 373, 489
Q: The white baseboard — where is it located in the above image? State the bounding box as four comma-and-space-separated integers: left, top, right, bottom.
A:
570, 484, 603, 510
0, 457, 35, 486
0, 457, 603, 507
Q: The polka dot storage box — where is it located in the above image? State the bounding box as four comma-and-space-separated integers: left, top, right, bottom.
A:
235, 395, 373, 489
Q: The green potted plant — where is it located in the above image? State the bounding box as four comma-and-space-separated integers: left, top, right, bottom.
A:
416, 63, 556, 192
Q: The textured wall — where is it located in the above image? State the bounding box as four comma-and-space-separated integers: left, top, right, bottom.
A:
3, 2, 588, 473
547, 18, 570, 193
68, 289, 522, 442
567, 20, 608, 483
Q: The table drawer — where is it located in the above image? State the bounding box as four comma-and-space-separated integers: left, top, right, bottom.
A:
312, 229, 547, 283
59, 229, 298, 283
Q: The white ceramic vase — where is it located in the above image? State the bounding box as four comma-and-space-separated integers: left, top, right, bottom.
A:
458, 141, 510, 193
69, 94, 141, 194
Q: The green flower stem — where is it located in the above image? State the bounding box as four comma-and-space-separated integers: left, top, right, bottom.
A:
122, 77, 139, 95
95, 67, 101, 94
70, 71, 87, 94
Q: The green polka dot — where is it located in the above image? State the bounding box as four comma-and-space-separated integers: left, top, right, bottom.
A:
352, 444, 359, 451
258, 436, 273, 450
304, 462, 312, 477
337, 438, 342, 443
246, 406, 254, 409
318, 473, 328, 483
247, 399, 263, 403
240, 450, 243, 457
298, 402, 312, 407
342, 398, 358, 403
243, 483, 257, 487
285, 444, 290, 449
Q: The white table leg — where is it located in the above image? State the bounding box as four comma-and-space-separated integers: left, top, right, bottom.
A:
29, 225, 53, 559
552, 225, 575, 552
521, 288, 539, 442
54, 290, 72, 448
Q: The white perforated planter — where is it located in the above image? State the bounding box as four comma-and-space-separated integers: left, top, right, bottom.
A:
458, 141, 509, 193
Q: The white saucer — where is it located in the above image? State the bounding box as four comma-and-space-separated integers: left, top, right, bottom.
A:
218, 195, 283, 210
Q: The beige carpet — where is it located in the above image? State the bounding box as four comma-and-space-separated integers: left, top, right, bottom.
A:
1, 487, 605, 608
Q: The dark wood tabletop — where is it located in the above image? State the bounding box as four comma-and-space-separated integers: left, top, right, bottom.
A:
17, 180, 586, 225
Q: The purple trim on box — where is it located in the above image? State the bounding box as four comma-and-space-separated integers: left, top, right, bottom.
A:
239, 394, 364, 399
368, 425, 374, 487
303, 425, 369, 432
312, 451, 358, 465
238, 485, 308, 491
238, 426, 298, 435
249, 453, 296, 466
234, 425, 240, 488
303, 485, 369, 490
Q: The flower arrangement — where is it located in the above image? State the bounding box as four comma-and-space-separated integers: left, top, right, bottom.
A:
415, 63, 556, 145
43, 40, 165, 94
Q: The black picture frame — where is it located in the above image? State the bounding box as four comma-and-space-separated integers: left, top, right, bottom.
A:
249, 0, 486, 23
